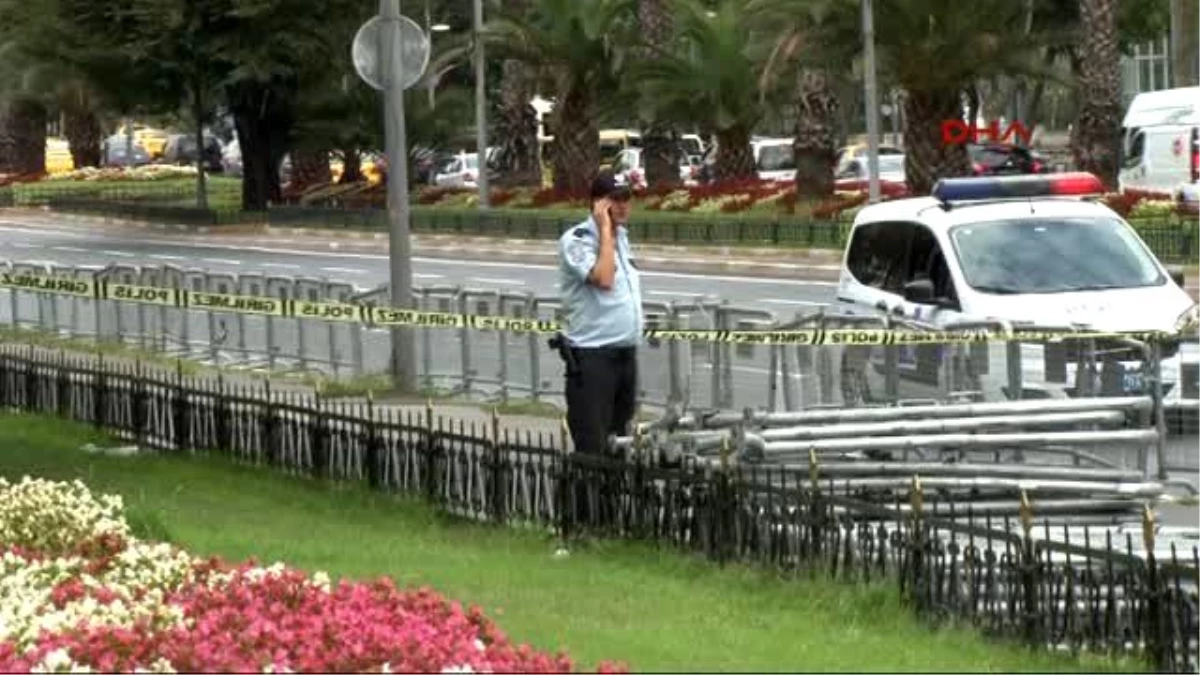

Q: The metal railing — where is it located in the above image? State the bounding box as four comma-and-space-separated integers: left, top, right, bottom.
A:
3, 257, 1196, 506
0, 350, 1195, 673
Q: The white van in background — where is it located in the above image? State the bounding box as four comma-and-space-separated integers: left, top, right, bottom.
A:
1117, 87, 1200, 196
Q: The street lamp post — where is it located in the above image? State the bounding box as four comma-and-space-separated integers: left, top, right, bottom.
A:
473, 0, 490, 209
379, 0, 418, 392
861, 0, 881, 203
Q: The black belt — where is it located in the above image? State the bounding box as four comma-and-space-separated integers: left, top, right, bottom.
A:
570, 345, 637, 359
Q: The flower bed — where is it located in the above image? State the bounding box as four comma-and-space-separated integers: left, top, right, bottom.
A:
337, 179, 898, 222
0, 476, 627, 674
43, 165, 201, 183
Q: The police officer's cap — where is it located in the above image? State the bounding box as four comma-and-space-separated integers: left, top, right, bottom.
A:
590, 170, 632, 201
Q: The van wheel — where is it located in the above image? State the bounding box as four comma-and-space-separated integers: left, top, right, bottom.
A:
840, 352, 871, 407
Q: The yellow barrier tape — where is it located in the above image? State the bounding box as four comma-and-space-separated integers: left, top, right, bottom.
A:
0, 272, 94, 298
370, 307, 465, 328
186, 291, 287, 316
108, 284, 176, 306
0, 273, 1188, 345
295, 300, 364, 323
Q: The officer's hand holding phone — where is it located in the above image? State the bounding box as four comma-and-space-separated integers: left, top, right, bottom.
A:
592, 198, 615, 235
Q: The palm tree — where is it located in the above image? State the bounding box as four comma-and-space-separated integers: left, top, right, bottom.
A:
844, 0, 1050, 195
0, 98, 46, 176
633, 0, 788, 182
488, 0, 542, 187
442, 0, 635, 195
749, 0, 856, 196
1069, 0, 1121, 187
636, 0, 680, 187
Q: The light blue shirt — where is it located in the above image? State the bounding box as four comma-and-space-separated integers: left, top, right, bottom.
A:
558, 216, 643, 348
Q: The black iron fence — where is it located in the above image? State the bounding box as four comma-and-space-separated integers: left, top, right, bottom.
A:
0, 350, 1195, 672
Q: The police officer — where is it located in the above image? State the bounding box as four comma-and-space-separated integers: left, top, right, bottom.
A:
557, 169, 644, 457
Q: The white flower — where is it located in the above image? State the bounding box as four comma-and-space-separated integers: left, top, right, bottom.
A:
0, 478, 351, 667
30, 647, 73, 673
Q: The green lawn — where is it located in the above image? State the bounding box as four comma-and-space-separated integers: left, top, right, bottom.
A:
0, 412, 1146, 673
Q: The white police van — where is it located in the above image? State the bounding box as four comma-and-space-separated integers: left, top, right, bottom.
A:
834, 172, 1199, 404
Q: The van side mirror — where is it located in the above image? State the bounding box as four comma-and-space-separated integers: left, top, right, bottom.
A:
904, 278, 958, 310
903, 279, 936, 304
1167, 265, 1185, 287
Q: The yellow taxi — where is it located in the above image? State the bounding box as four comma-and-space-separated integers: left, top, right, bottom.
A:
45, 137, 75, 175
115, 124, 171, 160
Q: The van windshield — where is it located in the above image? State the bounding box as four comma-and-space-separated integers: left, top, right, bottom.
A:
950, 217, 1164, 294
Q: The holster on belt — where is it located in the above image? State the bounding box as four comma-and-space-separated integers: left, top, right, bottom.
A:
548, 332, 580, 377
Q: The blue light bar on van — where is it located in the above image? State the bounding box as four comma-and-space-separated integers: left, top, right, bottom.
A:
931, 172, 1105, 202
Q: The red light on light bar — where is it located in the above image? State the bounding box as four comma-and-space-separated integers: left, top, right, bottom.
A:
1045, 172, 1105, 195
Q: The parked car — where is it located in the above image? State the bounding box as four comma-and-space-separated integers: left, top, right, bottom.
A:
753, 137, 795, 182
102, 134, 151, 167
611, 147, 700, 189
159, 134, 224, 172
434, 153, 481, 188
835, 143, 903, 177
838, 153, 906, 183
967, 142, 1047, 176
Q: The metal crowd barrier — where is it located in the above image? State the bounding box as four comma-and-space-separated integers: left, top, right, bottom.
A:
1, 258, 1196, 475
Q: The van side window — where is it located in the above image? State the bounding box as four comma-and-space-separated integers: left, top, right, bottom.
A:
1123, 131, 1145, 169
846, 222, 914, 294
906, 225, 958, 305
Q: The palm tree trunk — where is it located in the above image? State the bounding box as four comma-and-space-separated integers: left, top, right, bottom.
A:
290, 148, 332, 192
965, 84, 980, 126
902, 88, 970, 195
713, 126, 756, 182
62, 105, 102, 169
550, 85, 599, 195
339, 148, 363, 184
0, 98, 48, 176
1070, 0, 1121, 189
792, 67, 839, 197
493, 58, 542, 187
639, 0, 679, 188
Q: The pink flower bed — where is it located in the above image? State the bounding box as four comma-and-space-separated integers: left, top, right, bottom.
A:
0, 477, 628, 674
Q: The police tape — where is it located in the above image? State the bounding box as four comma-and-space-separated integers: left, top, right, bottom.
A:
0, 271, 1187, 346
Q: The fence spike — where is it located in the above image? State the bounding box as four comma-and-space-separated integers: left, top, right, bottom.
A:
1018, 489, 1033, 536
809, 446, 819, 490
909, 474, 923, 521
1142, 503, 1156, 555
719, 436, 731, 472
491, 406, 500, 445
560, 415, 570, 454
